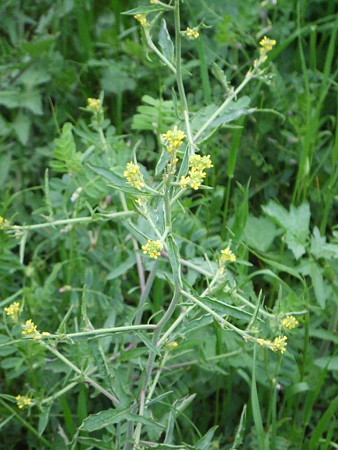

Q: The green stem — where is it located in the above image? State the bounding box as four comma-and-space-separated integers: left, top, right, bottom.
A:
193, 69, 255, 143
9, 212, 135, 231
134, 261, 160, 326
174, 0, 194, 153
144, 29, 176, 74
44, 344, 120, 406
181, 290, 251, 340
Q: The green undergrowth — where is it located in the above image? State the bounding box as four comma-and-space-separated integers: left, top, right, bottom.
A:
0, 1, 337, 449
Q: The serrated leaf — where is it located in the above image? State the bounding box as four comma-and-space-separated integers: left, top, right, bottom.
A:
132, 95, 175, 133
262, 201, 310, 259
51, 122, 83, 173
310, 227, 338, 259
159, 19, 174, 64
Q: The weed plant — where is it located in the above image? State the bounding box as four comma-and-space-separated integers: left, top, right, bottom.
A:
0, 1, 337, 449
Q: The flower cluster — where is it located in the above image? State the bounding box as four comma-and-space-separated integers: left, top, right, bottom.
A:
16, 395, 32, 409
0, 216, 10, 230
21, 319, 50, 340
219, 247, 236, 263
4, 302, 20, 321
124, 162, 145, 190
134, 14, 147, 26
22, 319, 39, 336
162, 126, 186, 154
259, 36, 277, 53
282, 315, 299, 330
179, 154, 213, 190
258, 36, 277, 62
142, 240, 163, 259
86, 98, 102, 113
257, 335, 288, 354
185, 27, 199, 39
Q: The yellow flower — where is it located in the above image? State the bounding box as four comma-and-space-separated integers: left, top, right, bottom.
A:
4, 302, 20, 321
219, 247, 236, 264
186, 27, 200, 39
162, 126, 186, 153
179, 154, 213, 190
150, 0, 159, 3
259, 36, 277, 53
282, 316, 299, 330
22, 319, 39, 336
16, 395, 32, 409
123, 162, 145, 190
0, 216, 10, 230
165, 341, 179, 350
189, 154, 213, 171
142, 240, 163, 259
134, 14, 147, 26
271, 336, 287, 354
187, 170, 205, 190
86, 98, 102, 113
257, 336, 287, 354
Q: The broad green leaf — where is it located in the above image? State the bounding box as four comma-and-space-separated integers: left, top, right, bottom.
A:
285, 382, 310, 397
21, 34, 59, 57
243, 215, 278, 252
12, 112, 31, 145
299, 260, 331, 308
314, 356, 338, 371
106, 254, 136, 280
19, 65, 51, 87
101, 66, 136, 94
262, 201, 310, 259
159, 19, 174, 64
310, 227, 338, 259
309, 328, 338, 345
0, 90, 42, 115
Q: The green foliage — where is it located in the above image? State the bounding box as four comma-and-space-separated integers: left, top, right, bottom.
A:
0, 0, 337, 449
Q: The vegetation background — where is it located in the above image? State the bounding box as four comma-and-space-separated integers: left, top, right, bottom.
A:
0, 0, 337, 449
